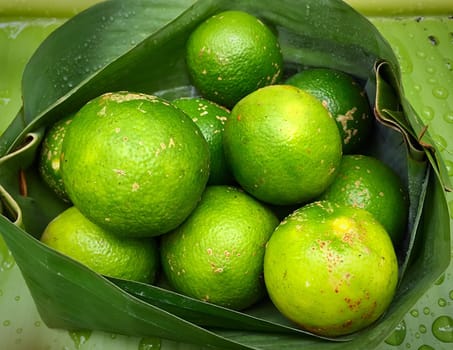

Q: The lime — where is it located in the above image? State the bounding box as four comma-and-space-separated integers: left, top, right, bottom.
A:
186, 10, 283, 108
223, 84, 342, 205
286, 68, 373, 154
41, 206, 159, 283
61, 91, 210, 237
160, 185, 279, 310
38, 113, 74, 202
264, 200, 398, 337
319, 154, 408, 246
172, 96, 233, 185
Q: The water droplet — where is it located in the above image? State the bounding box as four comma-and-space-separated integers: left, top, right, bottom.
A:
446, 60, 452, 71
385, 319, 406, 346
432, 86, 449, 99
432, 133, 447, 152
428, 77, 438, 85
400, 60, 413, 74
443, 111, 453, 124
426, 66, 436, 74
406, 342, 412, 348
435, 273, 446, 285
413, 84, 422, 92
428, 35, 439, 45
419, 324, 427, 333
16, 327, 22, 334
0, 238, 15, 271
2, 22, 27, 39
432, 315, 453, 342
410, 309, 419, 317
3, 320, 11, 326
423, 307, 431, 315
14, 295, 20, 301
445, 160, 453, 177
0, 97, 11, 106
416, 51, 427, 59
438, 298, 447, 307
34, 321, 41, 327
68, 330, 92, 349
421, 106, 435, 121
138, 337, 161, 349
418, 345, 435, 350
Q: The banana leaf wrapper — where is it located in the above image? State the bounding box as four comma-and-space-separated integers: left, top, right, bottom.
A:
0, 0, 451, 349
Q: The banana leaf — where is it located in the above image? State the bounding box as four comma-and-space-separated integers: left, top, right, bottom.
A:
0, 0, 450, 349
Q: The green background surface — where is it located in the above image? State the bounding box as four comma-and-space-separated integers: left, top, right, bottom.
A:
0, 1, 452, 349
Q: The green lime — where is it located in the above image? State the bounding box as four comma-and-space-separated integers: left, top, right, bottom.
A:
286, 68, 373, 154
186, 10, 283, 108
38, 113, 74, 202
223, 84, 342, 205
160, 185, 279, 310
172, 96, 233, 185
264, 200, 398, 337
319, 154, 408, 246
61, 91, 210, 237
41, 206, 159, 283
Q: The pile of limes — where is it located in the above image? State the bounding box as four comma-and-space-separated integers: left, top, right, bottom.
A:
38, 10, 408, 337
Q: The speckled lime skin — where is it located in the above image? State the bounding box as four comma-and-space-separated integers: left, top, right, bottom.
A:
160, 185, 279, 310
223, 85, 342, 205
38, 113, 74, 202
286, 68, 373, 154
319, 154, 408, 246
264, 201, 398, 337
186, 10, 283, 108
172, 96, 233, 185
41, 206, 159, 283
61, 91, 210, 237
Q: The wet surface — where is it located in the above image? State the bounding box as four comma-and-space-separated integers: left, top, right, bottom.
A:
0, 12, 452, 350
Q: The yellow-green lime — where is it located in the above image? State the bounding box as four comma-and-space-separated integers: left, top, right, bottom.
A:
223, 84, 343, 205
160, 185, 279, 310
286, 68, 373, 154
264, 200, 398, 337
172, 96, 233, 185
186, 10, 283, 108
319, 154, 408, 246
61, 91, 210, 237
41, 206, 159, 283
38, 113, 74, 202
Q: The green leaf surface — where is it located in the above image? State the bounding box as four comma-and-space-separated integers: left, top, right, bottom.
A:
373, 60, 452, 192
0, 0, 450, 349
109, 277, 349, 341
